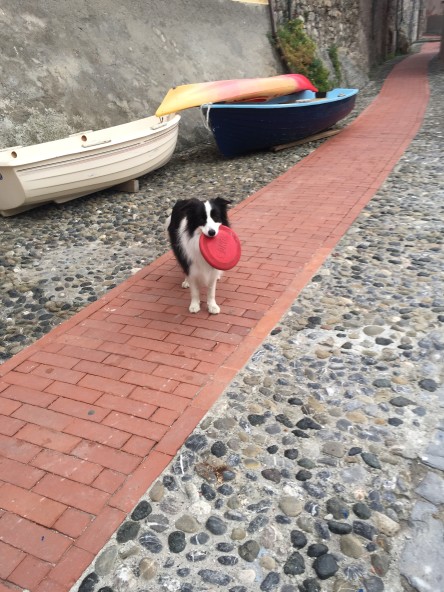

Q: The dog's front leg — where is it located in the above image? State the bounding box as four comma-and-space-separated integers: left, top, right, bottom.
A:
207, 275, 220, 315
188, 277, 201, 313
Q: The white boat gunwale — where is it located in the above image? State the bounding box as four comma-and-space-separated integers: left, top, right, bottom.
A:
0, 114, 180, 167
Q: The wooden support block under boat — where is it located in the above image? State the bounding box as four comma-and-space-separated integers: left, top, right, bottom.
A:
113, 179, 140, 193
271, 128, 341, 152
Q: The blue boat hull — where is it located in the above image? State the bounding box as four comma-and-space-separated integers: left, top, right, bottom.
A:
201, 88, 358, 158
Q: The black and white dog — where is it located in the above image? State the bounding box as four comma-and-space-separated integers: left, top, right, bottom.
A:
166, 198, 231, 314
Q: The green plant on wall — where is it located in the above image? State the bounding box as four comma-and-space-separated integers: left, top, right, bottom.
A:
328, 45, 342, 86
275, 18, 332, 92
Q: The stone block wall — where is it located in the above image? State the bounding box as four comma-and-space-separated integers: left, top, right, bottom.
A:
425, 0, 443, 33
271, 0, 427, 87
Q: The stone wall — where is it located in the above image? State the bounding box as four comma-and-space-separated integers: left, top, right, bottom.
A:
271, 0, 427, 87
397, 0, 427, 48
425, 0, 442, 33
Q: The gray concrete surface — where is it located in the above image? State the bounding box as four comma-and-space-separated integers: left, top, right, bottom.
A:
0, 0, 280, 150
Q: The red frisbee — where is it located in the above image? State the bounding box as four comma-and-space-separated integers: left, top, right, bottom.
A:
200, 225, 241, 271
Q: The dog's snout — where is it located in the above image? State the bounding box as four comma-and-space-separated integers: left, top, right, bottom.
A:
208, 229, 216, 237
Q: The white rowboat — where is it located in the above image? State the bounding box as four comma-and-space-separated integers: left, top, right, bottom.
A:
0, 113, 180, 216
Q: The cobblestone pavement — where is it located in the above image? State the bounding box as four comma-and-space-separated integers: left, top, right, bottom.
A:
68, 54, 443, 592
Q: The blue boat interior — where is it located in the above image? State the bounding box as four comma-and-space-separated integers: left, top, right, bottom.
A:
206, 88, 359, 109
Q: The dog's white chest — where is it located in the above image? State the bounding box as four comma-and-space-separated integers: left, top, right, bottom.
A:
179, 221, 216, 286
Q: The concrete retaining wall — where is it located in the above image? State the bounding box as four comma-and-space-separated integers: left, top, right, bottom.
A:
0, 0, 280, 150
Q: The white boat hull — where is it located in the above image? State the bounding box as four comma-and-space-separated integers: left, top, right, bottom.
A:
0, 113, 180, 216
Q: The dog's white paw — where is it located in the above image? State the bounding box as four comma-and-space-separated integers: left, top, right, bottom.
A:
207, 302, 220, 315
189, 301, 201, 314
182, 279, 190, 289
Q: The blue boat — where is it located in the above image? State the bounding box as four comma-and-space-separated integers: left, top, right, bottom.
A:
200, 88, 358, 157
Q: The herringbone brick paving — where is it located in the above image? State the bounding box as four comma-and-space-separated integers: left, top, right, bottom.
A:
0, 44, 437, 591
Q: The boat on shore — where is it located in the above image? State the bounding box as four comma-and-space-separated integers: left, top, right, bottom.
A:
200, 88, 358, 157
0, 113, 180, 216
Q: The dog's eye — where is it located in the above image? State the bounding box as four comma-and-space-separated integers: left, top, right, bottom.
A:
210, 209, 221, 222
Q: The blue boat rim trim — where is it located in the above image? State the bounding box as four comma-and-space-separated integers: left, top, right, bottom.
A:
200, 88, 358, 109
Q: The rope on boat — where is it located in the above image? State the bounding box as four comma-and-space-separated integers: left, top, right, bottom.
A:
201, 104, 213, 131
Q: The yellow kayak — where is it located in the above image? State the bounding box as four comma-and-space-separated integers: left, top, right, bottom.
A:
155, 74, 317, 117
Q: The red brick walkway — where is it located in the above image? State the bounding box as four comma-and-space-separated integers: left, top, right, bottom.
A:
0, 44, 437, 592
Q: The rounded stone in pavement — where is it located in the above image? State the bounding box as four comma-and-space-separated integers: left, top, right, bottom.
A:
279, 496, 304, 516
326, 497, 349, 520
131, 500, 152, 521
95, 546, 117, 576
296, 417, 322, 430
290, 530, 308, 549
260, 571, 280, 591
418, 378, 438, 392
206, 515, 228, 535
283, 551, 305, 575
238, 540, 260, 562
149, 481, 165, 502
371, 552, 391, 576
364, 575, 385, 591
296, 469, 312, 481
353, 502, 372, 520
322, 441, 345, 458
361, 452, 382, 469
139, 532, 163, 553
116, 521, 140, 544
262, 468, 282, 483
175, 514, 200, 533
372, 512, 400, 536
312, 553, 339, 579
353, 521, 378, 541
299, 578, 322, 592
248, 414, 266, 426
307, 544, 328, 557
340, 534, 365, 558
284, 448, 299, 460
390, 396, 414, 407
168, 531, 186, 553
139, 557, 158, 581
211, 440, 227, 457
78, 573, 99, 592
198, 569, 232, 586
328, 520, 352, 535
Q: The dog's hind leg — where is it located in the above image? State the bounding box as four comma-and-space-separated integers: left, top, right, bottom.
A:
207, 274, 220, 315
188, 277, 201, 313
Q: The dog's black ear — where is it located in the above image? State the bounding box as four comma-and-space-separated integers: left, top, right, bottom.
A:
171, 199, 188, 213
172, 198, 198, 216
214, 197, 232, 208
213, 197, 231, 228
